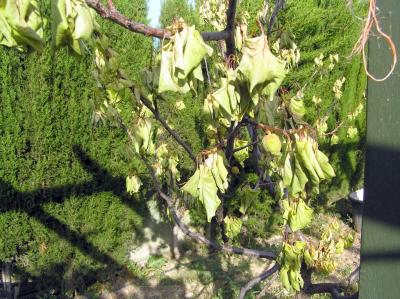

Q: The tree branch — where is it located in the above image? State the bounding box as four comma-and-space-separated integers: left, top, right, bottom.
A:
133, 88, 196, 162
225, 0, 238, 56
232, 139, 260, 154
86, 0, 230, 41
302, 264, 359, 299
112, 112, 277, 260
238, 263, 280, 299
154, 170, 277, 260
267, 0, 286, 36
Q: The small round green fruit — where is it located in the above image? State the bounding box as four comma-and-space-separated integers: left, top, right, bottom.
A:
231, 166, 240, 175
262, 133, 282, 155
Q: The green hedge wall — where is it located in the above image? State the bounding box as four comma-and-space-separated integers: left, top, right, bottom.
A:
0, 0, 151, 294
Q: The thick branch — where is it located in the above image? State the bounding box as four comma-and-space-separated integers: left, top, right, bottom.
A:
302, 265, 359, 299
238, 263, 280, 299
225, 0, 238, 56
86, 0, 230, 41
133, 89, 196, 162
304, 283, 358, 299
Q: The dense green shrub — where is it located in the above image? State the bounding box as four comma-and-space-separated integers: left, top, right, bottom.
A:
160, 0, 198, 28
0, 0, 150, 294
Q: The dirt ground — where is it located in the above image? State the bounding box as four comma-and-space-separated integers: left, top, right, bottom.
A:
83, 215, 360, 299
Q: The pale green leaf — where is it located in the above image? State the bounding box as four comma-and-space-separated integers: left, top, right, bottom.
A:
181, 26, 213, 78
238, 35, 286, 93
289, 199, 313, 232
224, 216, 243, 239
198, 165, 221, 222
126, 175, 142, 194
51, 0, 70, 47
73, 4, 94, 40
182, 169, 200, 198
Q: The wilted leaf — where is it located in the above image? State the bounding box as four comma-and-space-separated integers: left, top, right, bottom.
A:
224, 216, 242, 239
238, 35, 286, 93
126, 175, 142, 194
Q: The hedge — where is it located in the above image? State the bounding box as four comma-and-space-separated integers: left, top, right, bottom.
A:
0, 0, 151, 294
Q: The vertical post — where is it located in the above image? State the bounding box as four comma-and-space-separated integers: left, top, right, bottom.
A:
359, 0, 400, 298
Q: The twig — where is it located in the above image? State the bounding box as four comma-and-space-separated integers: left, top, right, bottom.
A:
132, 88, 197, 162
232, 139, 260, 153
324, 121, 344, 136
238, 263, 280, 299
243, 117, 290, 137
267, 0, 286, 37
86, 0, 231, 42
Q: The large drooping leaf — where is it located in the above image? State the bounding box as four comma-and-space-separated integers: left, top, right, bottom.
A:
157, 24, 212, 94
238, 34, 286, 94
158, 42, 190, 94
211, 74, 242, 121
290, 155, 309, 196
0, 13, 16, 47
208, 150, 229, 192
0, 0, 44, 50
180, 26, 213, 78
282, 152, 294, 187
51, 0, 97, 53
261, 70, 286, 101
182, 151, 229, 222
182, 168, 200, 198
132, 118, 155, 155
159, 44, 179, 93
282, 198, 313, 232
198, 165, 221, 222
173, 26, 187, 71
73, 4, 94, 40
279, 241, 306, 291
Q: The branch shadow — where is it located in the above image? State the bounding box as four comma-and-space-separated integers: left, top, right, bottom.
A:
0, 145, 186, 297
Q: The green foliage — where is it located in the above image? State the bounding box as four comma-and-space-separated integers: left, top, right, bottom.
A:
0, 0, 150, 293
226, 173, 283, 244
236, 0, 264, 34
278, 0, 367, 203
156, 0, 208, 170
98, 0, 152, 81
160, 0, 198, 28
